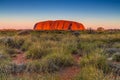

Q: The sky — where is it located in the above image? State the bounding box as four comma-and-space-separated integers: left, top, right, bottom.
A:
0, 0, 120, 29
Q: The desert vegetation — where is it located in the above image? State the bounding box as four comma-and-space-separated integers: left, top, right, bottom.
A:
0, 30, 120, 80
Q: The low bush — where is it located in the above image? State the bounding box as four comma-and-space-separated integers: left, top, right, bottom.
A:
13, 36, 25, 49
112, 53, 120, 62
0, 37, 14, 47
10, 63, 26, 74
25, 60, 42, 73
0, 52, 7, 60
0, 36, 25, 49
0, 58, 12, 77
80, 50, 110, 73
0, 62, 26, 75
41, 53, 74, 72
26, 53, 74, 73
25, 42, 50, 59
21, 39, 32, 51
74, 65, 113, 80
76, 42, 98, 55
4, 48, 18, 57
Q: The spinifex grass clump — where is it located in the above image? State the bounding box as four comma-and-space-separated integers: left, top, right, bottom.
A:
0, 37, 14, 47
40, 53, 74, 72
74, 65, 114, 80
80, 48, 110, 73
26, 53, 74, 73
112, 53, 120, 62
25, 43, 49, 59
4, 48, 17, 57
25, 40, 58, 59
0, 57, 12, 78
0, 36, 26, 56
74, 65, 104, 80
25, 33, 78, 59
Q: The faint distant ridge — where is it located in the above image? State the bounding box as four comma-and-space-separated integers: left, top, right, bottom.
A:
0, 29, 16, 31
34, 20, 85, 30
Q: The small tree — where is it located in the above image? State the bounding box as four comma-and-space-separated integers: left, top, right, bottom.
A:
97, 27, 104, 31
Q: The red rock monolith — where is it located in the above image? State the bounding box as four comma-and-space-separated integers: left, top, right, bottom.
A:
34, 20, 85, 30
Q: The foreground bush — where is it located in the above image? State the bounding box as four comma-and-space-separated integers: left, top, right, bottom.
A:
112, 53, 120, 62
41, 53, 74, 72
25, 42, 51, 59
26, 53, 74, 72
80, 50, 110, 73
74, 66, 103, 80
74, 65, 113, 80
0, 58, 12, 78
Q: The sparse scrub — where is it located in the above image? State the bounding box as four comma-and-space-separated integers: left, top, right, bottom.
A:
25, 41, 54, 59
74, 65, 114, 80
76, 42, 98, 55
80, 52, 110, 73
40, 53, 74, 72
0, 36, 25, 49
0, 37, 14, 47
74, 65, 104, 80
0, 58, 12, 77
26, 53, 74, 72
0, 30, 120, 79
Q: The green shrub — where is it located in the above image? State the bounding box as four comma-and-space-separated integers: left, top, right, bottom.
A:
4, 48, 18, 57
41, 53, 74, 72
0, 36, 25, 49
0, 58, 12, 77
21, 39, 32, 51
0, 30, 120, 79
26, 46, 48, 59
112, 53, 120, 62
26, 53, 74, 73
80, 51, 110, 73
74, 65, 111, 80
13, 36, 25, 49
73, 65, 116, 80
76, 42, 98, 55
25, 60, 43, 73
0, 37, 14, 47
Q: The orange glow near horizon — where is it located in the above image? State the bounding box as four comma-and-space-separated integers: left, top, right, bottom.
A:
0, 18, 120, 30
0, 23, 120, 30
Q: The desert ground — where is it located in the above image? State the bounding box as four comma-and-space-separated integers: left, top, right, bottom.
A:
0, 30, 120, 80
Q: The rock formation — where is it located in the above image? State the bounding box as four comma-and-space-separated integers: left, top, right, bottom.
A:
34, 20, 85, 30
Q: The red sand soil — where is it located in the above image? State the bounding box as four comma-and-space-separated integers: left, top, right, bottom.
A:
59, 66, 80, 80
12, 50, 26, 64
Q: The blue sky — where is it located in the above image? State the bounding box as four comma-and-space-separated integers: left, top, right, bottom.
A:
0, 0, 120, 29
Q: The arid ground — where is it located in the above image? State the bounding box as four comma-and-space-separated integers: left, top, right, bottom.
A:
0, 30, 120, 80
